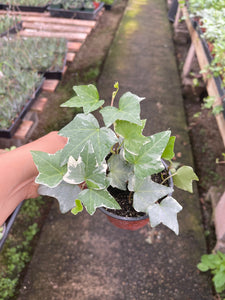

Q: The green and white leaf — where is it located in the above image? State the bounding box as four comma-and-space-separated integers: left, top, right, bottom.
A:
59, 113, 118, 165
172, 166, 199, 193
147, 196, 182, 235
107, 153, 133, 190
78, 189, 121, 215
31, 149, 67, 188
125, 131, 171, 178
100, 92, 145, 127
64, 144, 107, 190
64, 156, 85, 184
114, 120, 148, 155
38, 181, 81, 213
60, 84, 104, 114
129, 176, 174, 211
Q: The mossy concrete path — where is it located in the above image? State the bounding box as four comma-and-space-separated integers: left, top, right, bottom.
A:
18, 0, 213, 298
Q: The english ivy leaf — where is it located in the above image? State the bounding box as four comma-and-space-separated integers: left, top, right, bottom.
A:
161, 136, 176, 160
129, 176, 173, 211
125, 131, 171, 178
114, 120, 149, 155
38, 181, 80, 213
64, 144, 107, 190
100, 92, 145, 127
59, 113, 118, 165
147, 196, 182, 235
78, 189, 121, 215
60, 84, 104, 114
63, 156, 85, 184
79, 143, 107, 189
71, 199, 83, 215
107, 153, 133, 190
31, 149, 67, 188
172, 166, 199, 193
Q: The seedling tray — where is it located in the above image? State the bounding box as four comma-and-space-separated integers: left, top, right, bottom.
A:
0, 78, 44, 139
0, 116, 22, 139
104, 4, 112, 10
48, 2, 104, 20
0, 21, 22, 37
43, 51, 67, 80
0, 202, 23, 252
1, 3, 48, 12
47, 5, 78, 18
193, 20, 225, 117
20, 77, 44, 119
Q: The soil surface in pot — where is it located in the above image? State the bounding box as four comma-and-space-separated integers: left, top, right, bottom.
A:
106, 169, 170, 218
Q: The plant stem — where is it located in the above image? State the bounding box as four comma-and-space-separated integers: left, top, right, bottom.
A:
128, 191, 133, 205
110, 81, 119, 107
161, 173, 176, 186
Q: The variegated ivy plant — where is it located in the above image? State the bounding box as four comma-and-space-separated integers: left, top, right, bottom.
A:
31, 83, 198, 235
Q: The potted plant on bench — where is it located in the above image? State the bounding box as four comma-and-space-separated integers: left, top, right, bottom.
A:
31, 83, 198, 233
0, 65, 44, 139
48, 0, 104, 19
0, 37, 67, 80
0, 14, 22, 37
0, 0, 51, 12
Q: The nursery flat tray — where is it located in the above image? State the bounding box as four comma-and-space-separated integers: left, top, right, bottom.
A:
43, 51, 67, 80
0, 21, 22, 37
20, 77, 44, 119
0, 3, 49, 12
104, 4, 112, 11
0, 202, 23, 252
192, 19, 225, 118
181, 5, 225, 147
0, 116, 22, 139
0, 77, 44, 139
47, 6, 78, 18
48, 2, 104, 20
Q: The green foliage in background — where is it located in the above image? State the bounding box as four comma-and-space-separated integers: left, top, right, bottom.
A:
198, 251, 225, 294
0, 197, 45, 300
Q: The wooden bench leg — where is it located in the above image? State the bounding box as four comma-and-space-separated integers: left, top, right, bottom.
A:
182, 43, 195, 84
173, 4, 181, 32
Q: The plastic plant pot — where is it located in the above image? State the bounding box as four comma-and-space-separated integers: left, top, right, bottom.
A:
99, 207, 149, 231
99, 160, 174, 231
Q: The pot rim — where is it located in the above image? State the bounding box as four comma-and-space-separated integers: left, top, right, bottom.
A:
98, 206, 149, 222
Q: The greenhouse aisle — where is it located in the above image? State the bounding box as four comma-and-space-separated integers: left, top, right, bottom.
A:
18, 0, 213, 299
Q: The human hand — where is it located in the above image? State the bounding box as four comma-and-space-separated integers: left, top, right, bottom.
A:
0, 132, 67, 226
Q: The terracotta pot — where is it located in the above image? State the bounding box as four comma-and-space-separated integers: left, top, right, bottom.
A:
99, 207, 149, 231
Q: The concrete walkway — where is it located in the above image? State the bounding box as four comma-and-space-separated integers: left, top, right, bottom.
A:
18, 0, 213, 299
